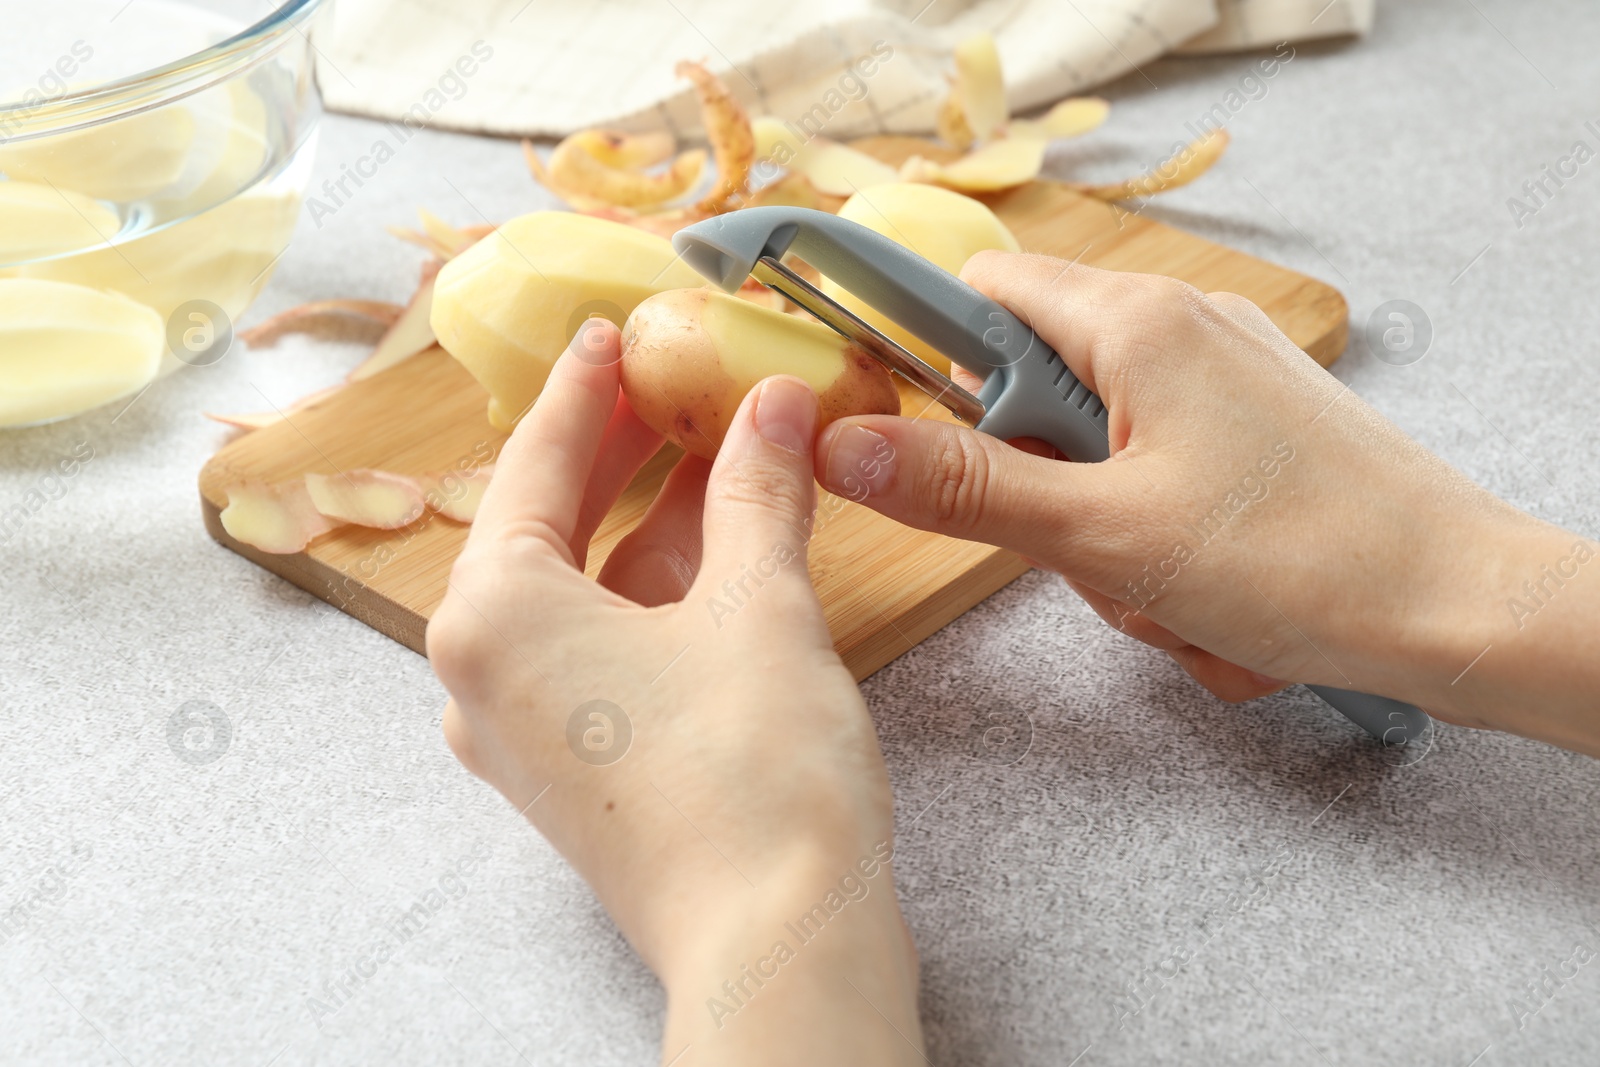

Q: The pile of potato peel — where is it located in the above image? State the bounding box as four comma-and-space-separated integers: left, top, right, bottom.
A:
221, 38, 1229, 555
220, 463, 494, 554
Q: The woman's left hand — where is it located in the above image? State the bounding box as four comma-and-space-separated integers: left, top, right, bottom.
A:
428, 321, 923, 1065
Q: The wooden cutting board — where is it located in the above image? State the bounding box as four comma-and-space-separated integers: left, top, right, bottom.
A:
198, 178, 1347, 678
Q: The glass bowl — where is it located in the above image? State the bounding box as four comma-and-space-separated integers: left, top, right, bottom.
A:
0, 0, 325, 427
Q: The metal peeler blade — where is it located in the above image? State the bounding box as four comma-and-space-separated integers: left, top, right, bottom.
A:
751, 256, 987, 427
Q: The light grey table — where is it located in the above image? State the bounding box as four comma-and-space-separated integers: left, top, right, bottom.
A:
4, 1, 1599, 1063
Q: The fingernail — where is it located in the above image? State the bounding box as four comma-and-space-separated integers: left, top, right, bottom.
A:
570, 315, 620, 367
1248, 671, 1285, 689
822, 423, 896, 500
754, 377, 817, 454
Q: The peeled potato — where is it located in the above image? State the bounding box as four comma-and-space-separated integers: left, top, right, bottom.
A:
621, 288, 899, 459
431, 211, 707, 430
0, 97, 215, 203
0, 180, 121, 265
821, 183, 1020, 375
17, 184, 300, 375
0, 278, 164, 427
158, 78, 271, 217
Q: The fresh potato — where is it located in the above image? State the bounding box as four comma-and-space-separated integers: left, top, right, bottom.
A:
0, 181, 121, 264
821, 183, 1020, 374
0, 278, 164, 427
621, 288, 899, 459
17, 185, 299, 376
431, 211, 706, 430
0, 96, 219, 203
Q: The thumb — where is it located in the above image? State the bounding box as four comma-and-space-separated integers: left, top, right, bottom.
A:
694, 376, 823, 622
815, 414, 1127, 572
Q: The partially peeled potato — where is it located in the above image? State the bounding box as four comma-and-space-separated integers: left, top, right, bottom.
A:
621, 288, 899, 459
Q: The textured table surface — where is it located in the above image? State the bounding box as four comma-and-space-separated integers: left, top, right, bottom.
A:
4, 1, 1599, 1063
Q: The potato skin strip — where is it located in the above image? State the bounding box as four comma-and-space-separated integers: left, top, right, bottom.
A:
218, 465, 491, 553
1008, 97, 1110, 142
350, 269, 440, 383
936, 86, 976, 150
900, 137, 1045, 192
421, 464, 494, 523
952, 33, 1007, 142
219, 480, 335, 554
238, 301, 403, 347
1070, 128, 1230, 202
304, 470, 427, 529
526, 128, 705, 210
205, 384, 343, 431
677, 59, 756, 214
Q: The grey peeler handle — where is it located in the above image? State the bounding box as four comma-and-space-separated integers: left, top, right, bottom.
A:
674, 208, 1432, 746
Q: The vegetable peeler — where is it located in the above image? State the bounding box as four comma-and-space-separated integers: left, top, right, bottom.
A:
674, 206, 1431, 747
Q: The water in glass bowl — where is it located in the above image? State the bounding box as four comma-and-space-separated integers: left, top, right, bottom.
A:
0, 0, 321, 426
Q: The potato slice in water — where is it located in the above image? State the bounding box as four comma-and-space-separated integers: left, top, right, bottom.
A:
304, 470, 426, 529
17, 184, 301, 373
431, 211, 706, 431
820, 183, 1020, 376
0, 278, 163, 427
0, 181, 121, 265
219, 480, 335, 554
621, 288, 899, 460
0, 100, 211, 203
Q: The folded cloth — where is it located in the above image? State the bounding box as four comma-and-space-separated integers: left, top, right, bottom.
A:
1181, 0, 1376, 53
314, 0, 1375, 140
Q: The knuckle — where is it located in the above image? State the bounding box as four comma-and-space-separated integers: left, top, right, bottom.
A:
603, 537, 696, 603
1119, 274, 1207, 321
716, 459, 810, 525
442, 702, 485, 777
1104, 277, 1217, 362
959, 247, 1010, 286
920, 427, 991, 531
426, 596, 488, 698
1207, 290, 1254, 315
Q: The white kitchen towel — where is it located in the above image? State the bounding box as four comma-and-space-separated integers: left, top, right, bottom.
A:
1179, 0, 1377, 53
314, 0, 1377, 140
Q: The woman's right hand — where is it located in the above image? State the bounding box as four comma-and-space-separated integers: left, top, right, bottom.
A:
815, 252, 1600, 752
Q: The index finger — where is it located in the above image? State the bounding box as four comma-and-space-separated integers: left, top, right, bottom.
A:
469, 320, 623, 557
